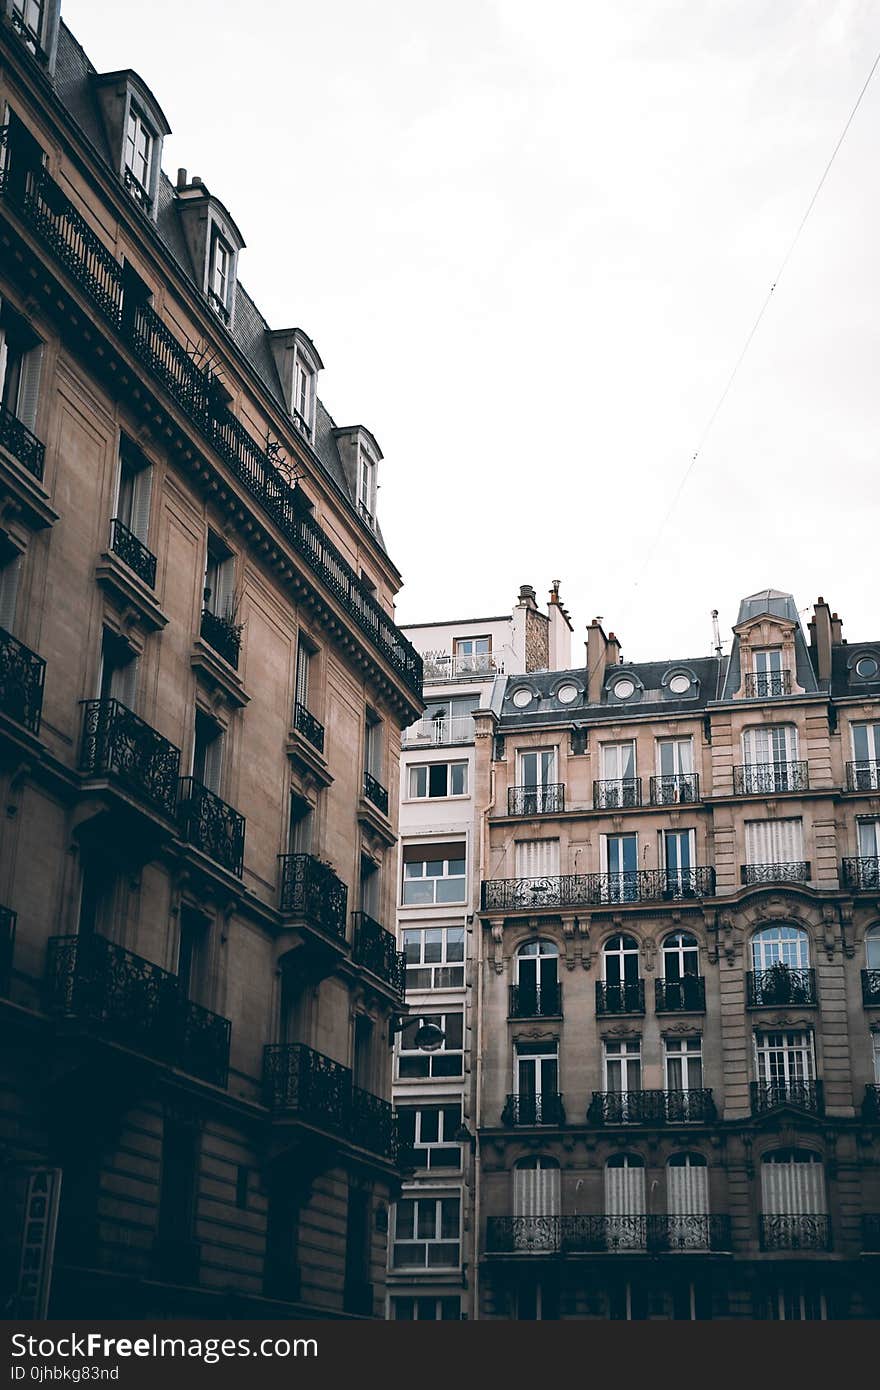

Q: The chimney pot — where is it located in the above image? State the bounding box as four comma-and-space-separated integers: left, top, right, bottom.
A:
177, 167, 187, 188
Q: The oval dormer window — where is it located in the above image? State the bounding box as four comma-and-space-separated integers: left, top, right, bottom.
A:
669, 674, 691, 695
612, 678, 635, 699
557, 683, 579, 705
855, 656, 879, 679
512, 688, 533, 709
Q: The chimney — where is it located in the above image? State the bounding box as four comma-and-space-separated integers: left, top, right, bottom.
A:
831, 611, 844, 645
808, 597, 833, 681
586, 619, 608, 703
607, 631, 622, 666
176, 167, 188, 189
547, 581, 573, 670
518, 584, 537, 610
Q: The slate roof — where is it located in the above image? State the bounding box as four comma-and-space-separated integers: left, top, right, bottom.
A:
497, 655, 726, 729
50, 21, 387, 554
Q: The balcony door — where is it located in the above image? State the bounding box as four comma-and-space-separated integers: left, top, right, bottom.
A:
661, 931, 701, 1008
518, 749, 557, 814
516, 940, 558, 1014
513, 1157, 561, 1252
743, 725, 798, 791
663, 829, 695, 895
605, 1154, 645, 1249
664, 1039, 703, 1119
858, 819, 880, 859
667, 1153, 709, 1248
603, 833, 638, 902
515, 1041, 558, 1124
753, 648, 784, 694
745, 818, 804, 872
852, 723, 880, 783
604, 1040, 641, 1122
760, 1150, 826, 1250
754, 1030, 815, 1104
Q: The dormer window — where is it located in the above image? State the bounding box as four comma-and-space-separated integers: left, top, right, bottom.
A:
294, 359, 313, 434
209, 233, 231, 321
11, 0, 44, 54
358, 450, 377, 527
748, 648, 790, 699
124, 104, 153, 205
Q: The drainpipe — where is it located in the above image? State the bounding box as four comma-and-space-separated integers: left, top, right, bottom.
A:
472, 758, 495, 1320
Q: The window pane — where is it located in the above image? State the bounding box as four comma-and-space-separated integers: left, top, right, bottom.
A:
436, 878, 465, 903
444, 1015, 464, 1048
447, 927, 465, 961
451, 764, 467, 795
424, 929, 443, 963
440, 1199, 460, 1238
420, 1109, 440, 1143
429, 764, 448, 797
396, 1202, 415, 1239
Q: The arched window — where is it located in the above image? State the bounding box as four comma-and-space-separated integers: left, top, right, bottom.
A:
512, 1156, 561, 1253
600, 934, 641, 1014
515, 940, 560, 1016
750, 925, 811, 1006
760, 1149, 827, 1251
666, 1153, 709, 1248
605, 1154, 645, 1250
660, 932, 702, 1011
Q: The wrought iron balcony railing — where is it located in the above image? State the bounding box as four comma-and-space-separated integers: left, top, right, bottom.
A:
741, 861, 810, 886
862, 1214, 880, 1252
508, 784, 565, 816
485, 1214, 731, 1255
200, 608, 242, 669
279, 853, 348, 940
733, 761, 809, 795
742, 670, 792, 698
402, 715, 475, 747
501, 1093, 566, 1126
0, 399, 45, 479
593, 777, 641, 809
508, 982, 562, 1018
0, 625, 46, 734
79, 699, 181, 818
588, 1089, 716, 1125
759, 1215, 830, 1252
0, 904, 15, 995
109, 517, 157, 588
649, 773, 700, 805
481, 867, 715, 912
177, 777, 245, 876
750, 1079, 824, 1116
293, 700, 324, 753
352, 911, 405, 995
655, 975, 706, 1012
45, 932, 231, 1086
262, 1043, 399, 1162
862, 969, 880, 1006
842, 857, 880, 891
422, 651, 498, 681
0, 132, 422, 699
595, 980, 645, 1016
846, 760, 880, 792
746, 965, 817, 1007
363, 770, 389, 815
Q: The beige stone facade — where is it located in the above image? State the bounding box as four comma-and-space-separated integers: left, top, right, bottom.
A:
0, 3, 421, 1317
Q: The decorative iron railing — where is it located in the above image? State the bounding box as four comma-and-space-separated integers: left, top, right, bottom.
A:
122, 167, 151, 210
422, 652, 497, 680
79, 699, 181, 817
746, 965, 816, 1007
743, 670, 792, 698
0, 131, 422, 700
45, 932, 231, 1086
862, 1214, 880, 1251
200, 608, 242, 669
862, 969, 880, 1006
293, 700, 324, 753
507, 784, 565, 816
109, 517, 157, 588
593, 777, 641, 809
363, 770, 389, 815
402, 715, 475, 747
0, 624, 46, 733
587, 1089, 716, 1124
750, 1079, 824, 1115
501, 1093, 566, 1126
759, 1215, 830, 1251
485, 1214, 732, 1255
481, 867, 715, 912
842, 857, 880, 891
0, 903, 15, 995
508, 982, 562, 1018
262, 1043, 398, 1162
177, 777, 245, 876
0, 399, 45, 479
733, 761, 809, 795
649, 773, 700, 805
279, 853, 348, 939
595, 980, 645, 1015
352, 912, 405, 995
740, 861, 810, 886
847, 760, 880, 792
655, 976, 706, 1012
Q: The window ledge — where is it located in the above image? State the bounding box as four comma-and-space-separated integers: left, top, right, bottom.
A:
190, 638, 249, 709
95, 550, 168, 633
285, 725, 333, 788
0, 445, 59, 534
357, 794, 396, 848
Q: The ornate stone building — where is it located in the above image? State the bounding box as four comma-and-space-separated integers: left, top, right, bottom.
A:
473, 591, 880, 1318
0, 1, 421, 1316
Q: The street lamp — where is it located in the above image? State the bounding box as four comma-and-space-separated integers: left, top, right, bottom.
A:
389, 1015, 446, 1051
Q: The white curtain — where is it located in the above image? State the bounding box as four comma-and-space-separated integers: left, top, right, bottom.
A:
604, 1159, 645, 1214
667, 1158, 708, 1215
514, 1162, 561, 1217
745, 818, 804, 864
515, 839, 560, 878
761, 1156, 826, 1214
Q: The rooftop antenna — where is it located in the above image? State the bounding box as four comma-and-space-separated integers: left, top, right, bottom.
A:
711, 609, 723, 657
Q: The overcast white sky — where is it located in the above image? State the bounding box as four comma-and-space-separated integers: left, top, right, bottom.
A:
65, 0, 880, 662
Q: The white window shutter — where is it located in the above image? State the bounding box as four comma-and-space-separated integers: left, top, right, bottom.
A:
667, 1159, 708, 1215
130, 464, 153, 542
203, 732, 223, 793
217, 555, 235, 618
16, 343, 43, 432
605, 1160, 646, 1215
515, 839, 560, 878
761, 1157, 825, 1215
0, 556, 22, 633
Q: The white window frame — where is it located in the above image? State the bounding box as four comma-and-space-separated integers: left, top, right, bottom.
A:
397, 1101, 463, 1171
406, 761, 468, 800
392, 1195, 461, 1270
396, 1011, 464, 1080
401, 925, 465, 990
750, 924, 810, 972
401, 846, 466, 906
209, 231, 231, 316
603, 1039, 641, 1091
664, 1036, 703, 1092
754, 1030, 816, 1086
124, 103, 153, 195
358, 449, 377, 523
391, 1295, 461, 1321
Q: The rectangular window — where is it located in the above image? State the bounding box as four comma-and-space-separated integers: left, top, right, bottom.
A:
124, 104, 153, 196
294, 637, 311, 711
515, 1040, 559, 1122
518, 749, 557, 789
858, 819, 880, 859
392, 1196, 460, 1269
402, 926, 465, 989
402, 843, 466, 906
204, 533, 235, 618
176, 907, 209, 1006
397, 1103, 463, 1169
391, 1296, 460, 1320
657, 738, 693, 777
407, 762, 468, 799
852, 723, 880, 789
0, 307, 43, 433
192, 709, 224, 793
602, 741, 636, 780
767, 1288, 827, 1321
0, 548, 22, 635
294, 359, 312, 426
358, 451, 376, 522
209, 233, 231, 317
98, 628, 137, 708
604, 1039, 642, 1092
114, 437, 153, 543
287, 792, 313, 855
745, 818, 804, 866
602, 832, 638, 902
364, 708, 383, 780
664, 1037, 703, 1090
453, 635, 492, 674
11, 0, 44, 51
397, 1011, 463, 1079
754, 1030, 815, 1085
